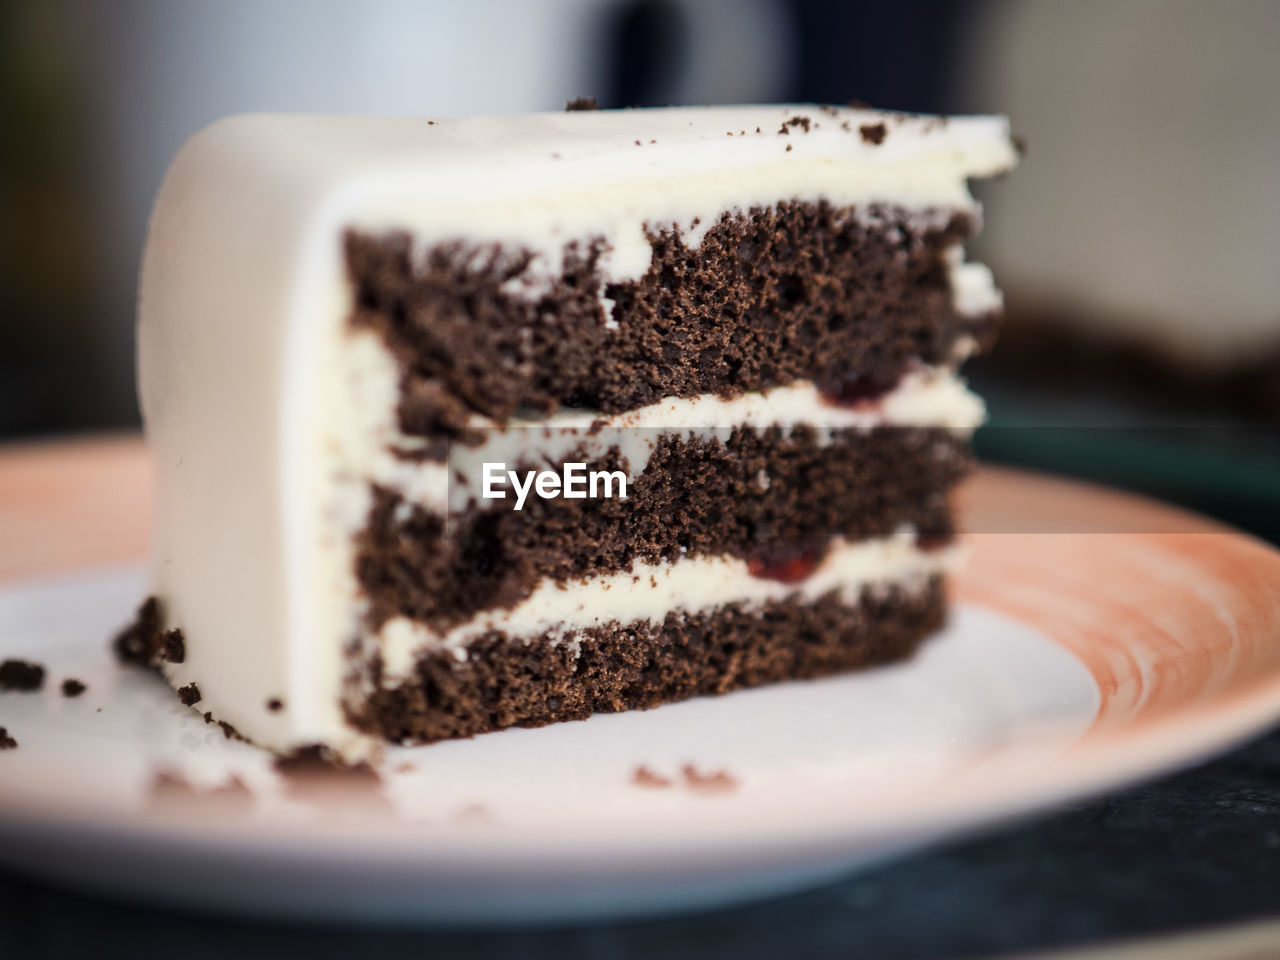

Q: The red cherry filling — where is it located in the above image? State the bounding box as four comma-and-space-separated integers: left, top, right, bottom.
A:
746, 539, 830, 584
818, 364, 906, 409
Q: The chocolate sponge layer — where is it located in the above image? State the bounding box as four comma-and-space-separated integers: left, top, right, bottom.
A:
349, 577, 945, 744
355, 426, 968, 632
346, 200, 992, 438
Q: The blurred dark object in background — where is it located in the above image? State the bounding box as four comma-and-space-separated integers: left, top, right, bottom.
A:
603, 0, 961, 113
1, 2, 105, 436
605, 0, 689, 108
785, 0, 965, 112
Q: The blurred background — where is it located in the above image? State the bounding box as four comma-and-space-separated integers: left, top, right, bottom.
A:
2, 0, 1278, 533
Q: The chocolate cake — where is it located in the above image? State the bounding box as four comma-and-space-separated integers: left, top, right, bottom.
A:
135, 105, 1017, 759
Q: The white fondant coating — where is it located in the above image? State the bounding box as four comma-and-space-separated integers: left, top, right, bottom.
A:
138, 105, 1014, 758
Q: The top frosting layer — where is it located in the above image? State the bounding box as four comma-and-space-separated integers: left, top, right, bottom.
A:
180, 105, 1016, 283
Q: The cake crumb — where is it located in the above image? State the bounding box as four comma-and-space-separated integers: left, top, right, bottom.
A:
201, 711, 243, 741
777, 116, 812, 135
681, 764, 738, 794
160, 629, 186, 664
395, 762, 415, 774
266, 697, 284, 713
111, 597, 162, 667
859, 122, 887, 145
111, 597, 185, 667
0, 727, 16, 750
632, 765, 673, 789
565, 96, 599, 111
61, 678, 86, 698
177, 682, 202, 706
0, 659, 45, 692
1013, 134, 1028, 157
785, 143, 792, 152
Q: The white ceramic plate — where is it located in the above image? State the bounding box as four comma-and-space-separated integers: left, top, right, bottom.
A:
2, 456, 1280, 923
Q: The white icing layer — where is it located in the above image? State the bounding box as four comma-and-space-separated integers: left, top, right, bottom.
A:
337, 328, 986, 515
377, 530, 960, 685
314, 106, 1015, 288
138, 105, 1014, 759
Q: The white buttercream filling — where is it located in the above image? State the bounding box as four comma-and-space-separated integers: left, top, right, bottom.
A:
376, 529, 959, 685
334, 329, 985, 517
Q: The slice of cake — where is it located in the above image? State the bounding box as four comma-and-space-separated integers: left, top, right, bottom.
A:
132, 105, 1017, 760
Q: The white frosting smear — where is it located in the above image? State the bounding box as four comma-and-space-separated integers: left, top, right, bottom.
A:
377, 529, 959, 684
